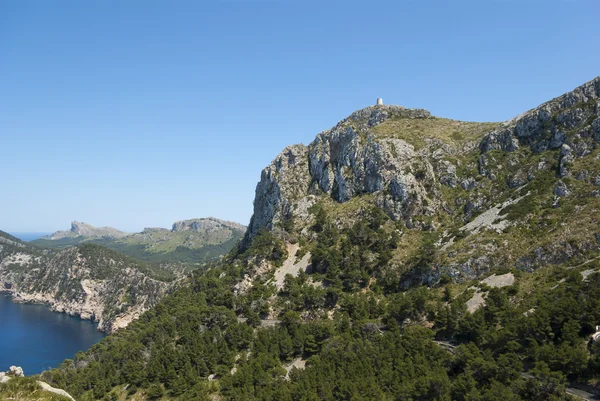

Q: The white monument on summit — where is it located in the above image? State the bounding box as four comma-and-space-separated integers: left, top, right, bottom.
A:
376, 98, 383, 106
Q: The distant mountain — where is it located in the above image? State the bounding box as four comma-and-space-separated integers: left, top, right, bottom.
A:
42, 221, 128, 240
32, 218, 246, 264
0, 231, 174, 333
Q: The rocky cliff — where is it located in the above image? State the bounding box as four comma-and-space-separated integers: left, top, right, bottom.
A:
0, 232, 174, 333
244, 76, 600, 285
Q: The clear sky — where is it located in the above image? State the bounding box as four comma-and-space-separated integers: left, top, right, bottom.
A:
1, 0, 599, 233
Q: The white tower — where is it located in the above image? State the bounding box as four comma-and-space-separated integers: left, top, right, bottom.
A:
376, 98, 383, 106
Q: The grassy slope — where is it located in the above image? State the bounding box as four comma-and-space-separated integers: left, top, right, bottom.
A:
372, 117, 499, 149
0, 377, 71, 401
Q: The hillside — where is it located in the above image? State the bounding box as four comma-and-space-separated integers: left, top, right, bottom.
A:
32, 218, 245, 264
0, 232, 176, 333
38, 76, 600, 400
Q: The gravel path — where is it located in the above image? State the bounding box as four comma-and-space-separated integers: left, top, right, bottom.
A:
284, 358, 307, 380
466, 273, 515, 313
274, 244, 311, 291
466, 291, 486, 313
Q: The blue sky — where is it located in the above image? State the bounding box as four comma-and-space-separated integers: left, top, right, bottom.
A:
1, 0, 599, 232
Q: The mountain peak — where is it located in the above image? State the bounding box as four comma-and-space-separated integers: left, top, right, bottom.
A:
244, 75, 600, 249
340, 104, 432, 130
70, 221, 93, 234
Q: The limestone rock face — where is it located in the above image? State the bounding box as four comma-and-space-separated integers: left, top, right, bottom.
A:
244, 105, 444, 245
245, 144, 311, 244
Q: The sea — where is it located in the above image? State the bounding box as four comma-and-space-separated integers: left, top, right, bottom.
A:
1, 232, 106, 375
8, 232, 52, 242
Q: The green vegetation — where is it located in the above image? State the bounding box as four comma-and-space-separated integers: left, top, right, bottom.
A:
304, 203, 399, 292
36, 205, 600, 400
371, 117, 498, 149
75, 243, 177, 282
243, 227, 288, 267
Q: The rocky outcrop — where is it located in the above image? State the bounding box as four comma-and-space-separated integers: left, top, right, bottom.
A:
7, 366, 24, 377
0, 366, 24, 384
0, 236, 174, 333
244, 105, 441, 245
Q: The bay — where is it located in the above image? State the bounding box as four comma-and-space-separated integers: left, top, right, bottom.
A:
0, 295, 105, 375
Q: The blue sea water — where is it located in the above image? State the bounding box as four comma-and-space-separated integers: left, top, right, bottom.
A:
0, 295, 105, 375
8, 232, 51, 242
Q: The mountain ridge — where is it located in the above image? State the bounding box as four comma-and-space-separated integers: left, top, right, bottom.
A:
33, 217, 246, 264
43, 217, 246, 239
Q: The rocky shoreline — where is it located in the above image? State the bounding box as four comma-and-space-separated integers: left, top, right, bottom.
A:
0, 281, 164, 333
1, 287, 109, 330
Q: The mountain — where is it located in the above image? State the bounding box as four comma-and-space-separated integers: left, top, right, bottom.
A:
0, 231, 175, 333
243, 76, 600, 287
32, 218, 246, 264
41, 221, 128, 240
38, 77, 600, 400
